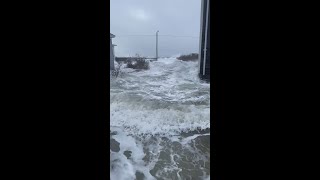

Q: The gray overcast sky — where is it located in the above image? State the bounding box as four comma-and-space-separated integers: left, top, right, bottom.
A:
110, 0, 201, 57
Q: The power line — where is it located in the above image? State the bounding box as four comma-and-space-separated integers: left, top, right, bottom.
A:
116, 35, 154, 37
159, 35, 199, 38
116, 34, 199, 39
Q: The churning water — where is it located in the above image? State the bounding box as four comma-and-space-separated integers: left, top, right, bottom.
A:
110, 57, 210, 180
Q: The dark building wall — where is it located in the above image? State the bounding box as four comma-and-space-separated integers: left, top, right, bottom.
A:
199, 0, 210, 81
110, 38, 115, 70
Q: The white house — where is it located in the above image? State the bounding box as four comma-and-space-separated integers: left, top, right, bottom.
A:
110, 33, 116, 70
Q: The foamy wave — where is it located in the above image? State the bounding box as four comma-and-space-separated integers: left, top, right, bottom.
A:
110, 57, 209, 135
111, 102, 209, 135
110, 57, 210, 179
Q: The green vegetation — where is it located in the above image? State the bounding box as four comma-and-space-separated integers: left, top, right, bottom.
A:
177, 53, 199, 61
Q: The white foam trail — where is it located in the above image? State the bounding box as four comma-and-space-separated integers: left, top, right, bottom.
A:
110, 57, 210, 135
110, 57, 210, 179
180, 133, 210, 145
111, 128, 156, 180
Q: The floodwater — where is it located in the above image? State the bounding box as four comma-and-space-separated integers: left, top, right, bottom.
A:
110, 57, 210, 180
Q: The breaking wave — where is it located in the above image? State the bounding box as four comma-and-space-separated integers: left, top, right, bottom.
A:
110, 57, 210, 180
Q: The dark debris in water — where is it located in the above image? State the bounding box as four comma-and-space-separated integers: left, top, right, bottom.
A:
110, 131, 117, 136
180, 128, 210, 137
123, 150, 132, 159
135, 171, 145, 180
110, 138, 120, 152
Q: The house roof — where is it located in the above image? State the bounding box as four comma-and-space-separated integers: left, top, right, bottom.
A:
110, 33, 115, 38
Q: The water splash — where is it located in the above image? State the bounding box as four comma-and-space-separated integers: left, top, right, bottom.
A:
110, 57, 210, 180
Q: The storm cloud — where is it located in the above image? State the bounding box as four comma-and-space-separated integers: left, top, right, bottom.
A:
110, 0, 201, 57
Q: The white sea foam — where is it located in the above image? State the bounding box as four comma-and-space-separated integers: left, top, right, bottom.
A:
110, 57, 210, 180
111, 57, 209, 134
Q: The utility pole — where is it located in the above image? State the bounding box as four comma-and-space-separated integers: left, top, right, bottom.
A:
156, 30, 159, 60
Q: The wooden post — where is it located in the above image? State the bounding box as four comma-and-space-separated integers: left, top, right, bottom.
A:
156, 30, 159, 60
